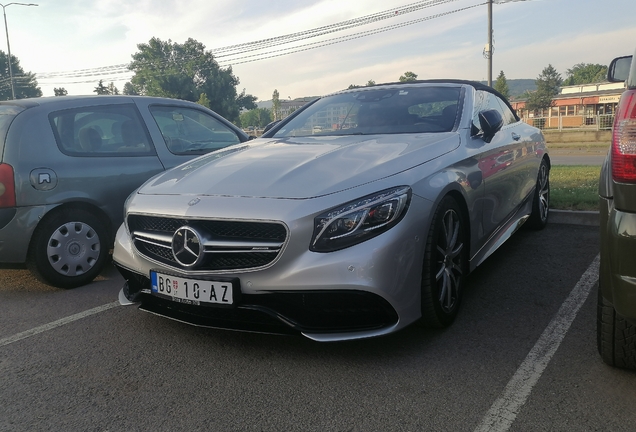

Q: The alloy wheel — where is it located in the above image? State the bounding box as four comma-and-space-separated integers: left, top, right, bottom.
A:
435, 208, 464, 313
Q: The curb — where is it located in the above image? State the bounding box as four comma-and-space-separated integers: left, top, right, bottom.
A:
549, 209, 600, 227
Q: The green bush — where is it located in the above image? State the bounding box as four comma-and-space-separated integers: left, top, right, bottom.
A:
550, 165, 601, 211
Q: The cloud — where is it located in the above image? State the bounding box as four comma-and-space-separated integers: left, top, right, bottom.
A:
11, 0, 636, 100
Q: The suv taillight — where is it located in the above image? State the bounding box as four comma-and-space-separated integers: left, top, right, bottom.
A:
0, 163, 16, 207
612, 89, 636, 183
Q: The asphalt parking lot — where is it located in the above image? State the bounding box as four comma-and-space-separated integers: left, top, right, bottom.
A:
1, 221, 635, 431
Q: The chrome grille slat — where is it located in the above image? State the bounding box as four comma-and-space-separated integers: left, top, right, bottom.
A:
128, 215, 287, 272
132, 231, 173, 245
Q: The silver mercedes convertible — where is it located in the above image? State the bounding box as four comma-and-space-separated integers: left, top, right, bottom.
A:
113, 80, 549, 341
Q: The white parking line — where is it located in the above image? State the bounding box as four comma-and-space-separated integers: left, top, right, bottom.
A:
0, 301, 119, 348
474, 254, 600, 432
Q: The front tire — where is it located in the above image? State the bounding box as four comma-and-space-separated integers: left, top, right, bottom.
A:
420, 196, 467, 328
597, 285, 636, 370
28, 209, 109, 289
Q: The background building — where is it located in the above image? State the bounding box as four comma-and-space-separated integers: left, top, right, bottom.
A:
510, 81, 625, 130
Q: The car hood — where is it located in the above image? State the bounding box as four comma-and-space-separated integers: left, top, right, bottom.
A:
139, 134, 459, 199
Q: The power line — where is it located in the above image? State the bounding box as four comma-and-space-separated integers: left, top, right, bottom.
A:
37, 1, 451, 80
34, 0, 481, 84
217, 3, 485, 66
213, 0, 456, 56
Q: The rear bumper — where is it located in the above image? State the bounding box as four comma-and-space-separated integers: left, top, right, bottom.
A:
599, 196, 636, 322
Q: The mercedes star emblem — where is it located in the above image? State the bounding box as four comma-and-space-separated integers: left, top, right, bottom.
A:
172, 226, 204, 267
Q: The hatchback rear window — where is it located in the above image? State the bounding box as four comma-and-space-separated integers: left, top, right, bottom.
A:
0, 104, 25, 153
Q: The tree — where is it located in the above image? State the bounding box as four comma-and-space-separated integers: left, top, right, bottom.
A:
0, 51, 41, 100
272, 89, 281, 121
94, 80, 109, 95
525, 64, 562, 113
239, 108, 272, 128
494, 70, 510, 99
54, 87, 68, 96
563, 63, 608, 86
197, 92, 210, 108
122, 82, 140, 95
399, 71, 418, 82
348, 79, 375, 89
107, 82, 119, 95
94, 81, 119, 95
128, 37, 257, 122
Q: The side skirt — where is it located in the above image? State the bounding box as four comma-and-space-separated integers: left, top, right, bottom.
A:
468, 193, 534, 272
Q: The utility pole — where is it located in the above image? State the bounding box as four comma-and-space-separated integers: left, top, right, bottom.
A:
487, 0, 493, 87
0, 3, 38, 100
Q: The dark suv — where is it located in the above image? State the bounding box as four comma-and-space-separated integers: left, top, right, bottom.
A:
598, 50, 636, 369
0, 95, 249, 289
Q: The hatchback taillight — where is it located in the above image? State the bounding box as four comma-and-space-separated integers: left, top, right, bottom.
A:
612, 89, 636, 183
0, 163, 16, 208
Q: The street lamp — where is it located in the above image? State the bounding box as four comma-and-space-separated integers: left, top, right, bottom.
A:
0, 3, 37, 100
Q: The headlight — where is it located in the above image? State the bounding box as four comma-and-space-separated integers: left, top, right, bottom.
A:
123, 187, 141, 230
310, 186, 411, 252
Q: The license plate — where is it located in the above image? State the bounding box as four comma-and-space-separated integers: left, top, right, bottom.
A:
150, 271, 234, 306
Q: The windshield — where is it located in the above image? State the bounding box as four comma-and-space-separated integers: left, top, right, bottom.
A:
272, 86, 462, 137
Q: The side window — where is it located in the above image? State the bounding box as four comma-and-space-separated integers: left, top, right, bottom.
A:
149, 106, 241, 155
496, 97, 518, 125
472, 90, 506, 134
50, 104, 154, 156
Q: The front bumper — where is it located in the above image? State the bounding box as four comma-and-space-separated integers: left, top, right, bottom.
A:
599, 196, 636, 322
116, 263, 400, 340
112, 192, 434, 341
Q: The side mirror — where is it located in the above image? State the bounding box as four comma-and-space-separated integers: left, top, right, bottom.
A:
263, 120, 281, 134
478, 109, 503, 143
608, 55, 632, 83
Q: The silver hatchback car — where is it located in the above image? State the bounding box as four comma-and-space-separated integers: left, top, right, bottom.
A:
114, 80, 549, 341
0, 95, 249, 288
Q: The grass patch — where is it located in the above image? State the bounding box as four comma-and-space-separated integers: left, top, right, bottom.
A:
550, 165, 601, 211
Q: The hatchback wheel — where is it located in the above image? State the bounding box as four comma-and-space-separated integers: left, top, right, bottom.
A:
526, 159, 550, 230
421, 196, 467, 328
28, 209, 109, 288
597, 285, 636, 370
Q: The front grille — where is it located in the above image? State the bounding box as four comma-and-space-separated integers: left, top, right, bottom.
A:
128, 216, 286, 241
128, 215, 287, 272
140, 242, 174, 261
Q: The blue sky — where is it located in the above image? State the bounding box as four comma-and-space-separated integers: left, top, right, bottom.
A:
6, 0, 636, 101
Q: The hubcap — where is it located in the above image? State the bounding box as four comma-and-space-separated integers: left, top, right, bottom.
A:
435, 209, 464, 313
47, 222, 100, 276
